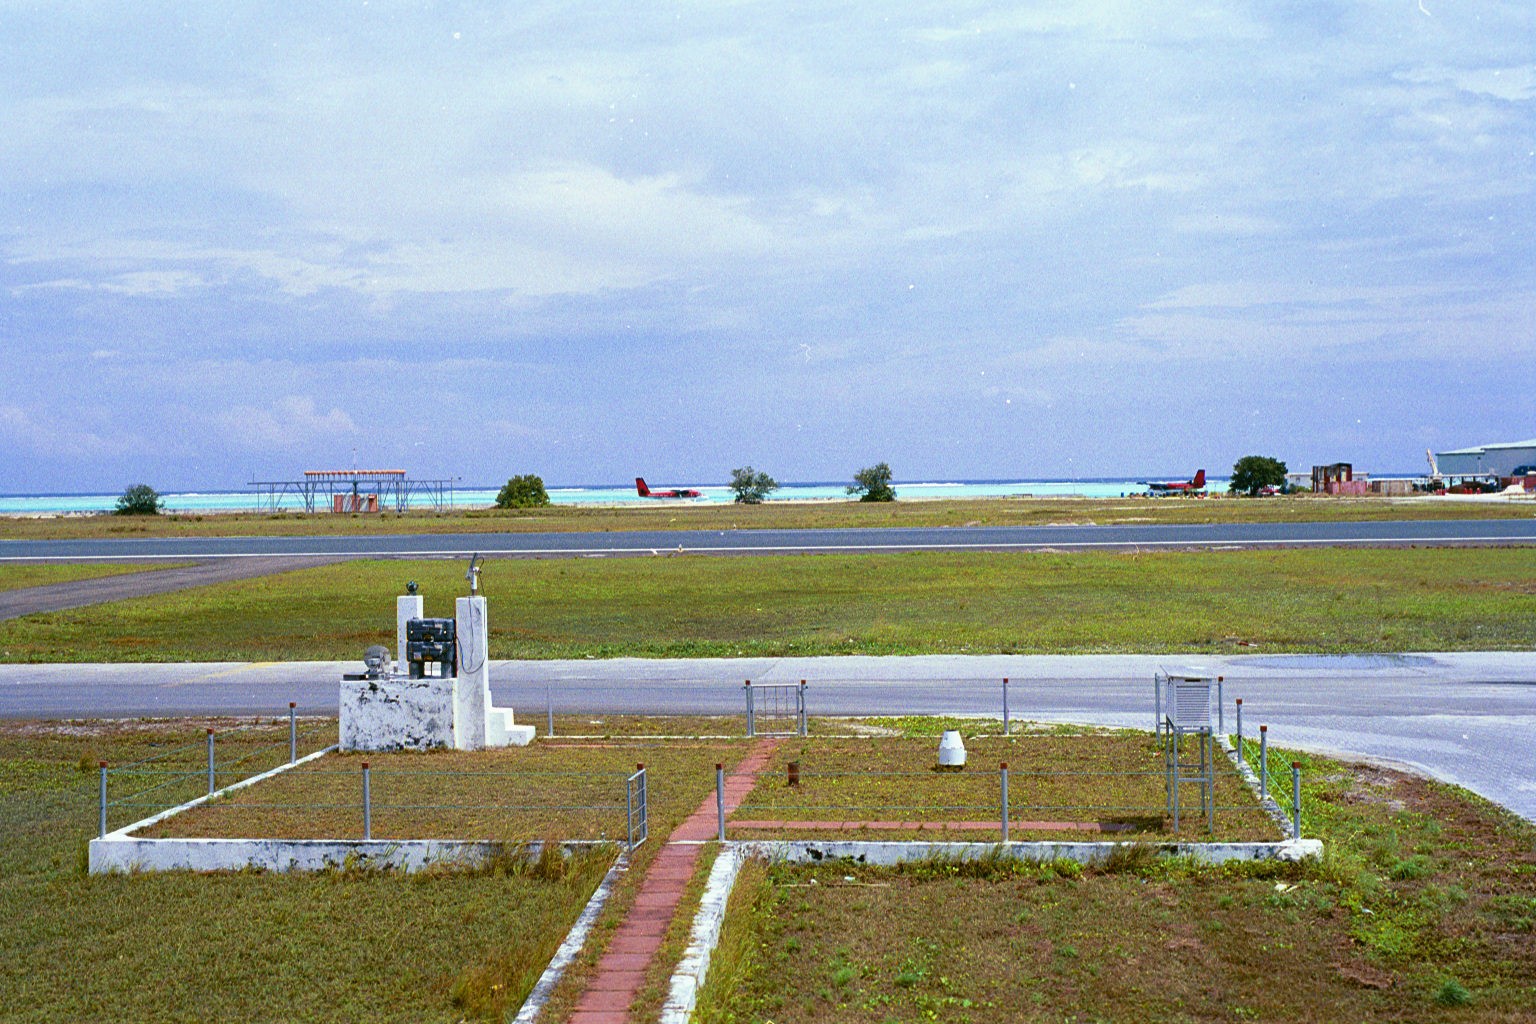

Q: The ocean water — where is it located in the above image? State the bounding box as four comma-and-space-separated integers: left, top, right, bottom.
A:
0, 478, 1224, 515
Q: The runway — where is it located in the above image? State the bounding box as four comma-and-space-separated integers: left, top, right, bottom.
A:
4, 517, 1536, 563
3, 652, 1532, 823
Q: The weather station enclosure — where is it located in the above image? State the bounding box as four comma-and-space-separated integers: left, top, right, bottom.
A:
339, 566, 533, 751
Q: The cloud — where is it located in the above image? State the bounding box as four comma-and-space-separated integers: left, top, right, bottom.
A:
0, 405, 149, 460
213, 396, 359, 453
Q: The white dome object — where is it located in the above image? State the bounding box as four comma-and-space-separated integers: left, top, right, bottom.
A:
938, 729, 967, 767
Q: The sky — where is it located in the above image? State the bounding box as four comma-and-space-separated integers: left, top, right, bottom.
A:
2, 1, 1532, 493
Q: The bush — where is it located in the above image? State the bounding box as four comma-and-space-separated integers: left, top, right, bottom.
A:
1229, 455, 1288, 496
113, 484, 163, 515
495, 475, 550, 509
848, 462, 895, 502
728, 466, 779, 504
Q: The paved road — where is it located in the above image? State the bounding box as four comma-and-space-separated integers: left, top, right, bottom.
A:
4, 518, 1536, 562
0, 557, 342, 621
3, 652, 1532, 822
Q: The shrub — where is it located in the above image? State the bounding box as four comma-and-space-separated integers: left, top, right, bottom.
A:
1435, 977, 1472, 1006
113, 484, 163, 515
495, 475, 550, 509
848, 462, 895, 502
729, 466, 779, 504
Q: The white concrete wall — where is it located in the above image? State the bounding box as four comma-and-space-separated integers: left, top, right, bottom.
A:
339, 674, 454, 751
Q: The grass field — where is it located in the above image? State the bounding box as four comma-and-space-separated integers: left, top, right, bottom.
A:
3, 546, 1534, 662
730, 733, 1276, 842
1, 493, 1530, 541
0, 562, 179, 593
697, 749, 1536, 1023
0, 719, 620, 1023
136, 737, 741, 842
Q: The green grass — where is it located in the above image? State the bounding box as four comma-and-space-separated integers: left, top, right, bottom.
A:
730, 734, 1276, 842
137, 736, 744, 842
2, 492, 1529, 541
0, 719, 627, 1024
695, 748, 1536, 1023
3, 546, 1535, 662
0, 562, 180, 593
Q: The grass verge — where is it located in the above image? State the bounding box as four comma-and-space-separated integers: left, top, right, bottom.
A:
3, 546, 1535, 661
695, 750, 1536, 1023
0, 562, 184, 593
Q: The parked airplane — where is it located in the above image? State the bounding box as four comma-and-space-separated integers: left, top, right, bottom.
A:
635, 477, 703, 498
1145, 469, 1206, 494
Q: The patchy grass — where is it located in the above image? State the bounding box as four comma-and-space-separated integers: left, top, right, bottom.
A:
730, 734, 1276, 841
4, 546, 1536, 662
138, 736, 744, 842
0, 719, 619, 1024
2, 493, 1529, 541
0, 562, 183, 592
697, 751, 1536, 1023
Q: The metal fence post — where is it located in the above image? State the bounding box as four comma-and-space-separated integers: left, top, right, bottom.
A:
1234, 699, 1243, 750
289, 702, 298, 765
1154, 672, 1163, 738
1000, 762, 1010, 842
798, 680, 808, 737
99, 761, 108, 838
744, 680, 754, 737
716, 763, 726, 842
362, 762, 372, 840
1002, 677, 1010, 736
546, 680, 554, 738
1291, 762, 1302, 839
1259, 725, 1269, 798
1217, 676, 1224, 733
206, 728, 216, 796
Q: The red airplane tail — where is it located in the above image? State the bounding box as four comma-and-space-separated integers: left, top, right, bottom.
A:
1192, 469, 1206, 488
635, 477, 651, 497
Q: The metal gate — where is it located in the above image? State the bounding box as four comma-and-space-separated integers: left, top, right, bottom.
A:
744, 680, 807, 737
626, 767, 648, 851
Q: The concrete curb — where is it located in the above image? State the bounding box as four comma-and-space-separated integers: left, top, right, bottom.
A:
1220, 734, 1297, 837
512, 852, 629, 1024
658, 846, 747, 1024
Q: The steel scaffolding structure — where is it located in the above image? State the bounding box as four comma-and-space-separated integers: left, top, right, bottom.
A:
248, 470, 455, 513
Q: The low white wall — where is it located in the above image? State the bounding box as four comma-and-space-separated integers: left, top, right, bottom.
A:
735, 837, 1322, 867
90, 835, 608, 874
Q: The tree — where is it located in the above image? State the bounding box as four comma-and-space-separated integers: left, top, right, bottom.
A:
495, 474, 551, 508
113, 484, 163, 515
729, 466, 779, 504
1229, 455, 1288, 496
847, 462, 896, 502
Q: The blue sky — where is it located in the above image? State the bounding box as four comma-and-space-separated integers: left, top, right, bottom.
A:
2, 1, 1531, 492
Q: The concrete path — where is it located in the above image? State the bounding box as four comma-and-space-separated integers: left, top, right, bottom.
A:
569, 739, 781, 1024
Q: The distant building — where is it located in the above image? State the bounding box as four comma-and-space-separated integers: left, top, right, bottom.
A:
1312, 463, 1369, 495
1435, 439, 1536, 478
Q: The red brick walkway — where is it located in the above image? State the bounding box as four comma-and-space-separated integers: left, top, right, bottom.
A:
567, 739, 782, 1024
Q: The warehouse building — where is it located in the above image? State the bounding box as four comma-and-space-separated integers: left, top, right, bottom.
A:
1435, 439, 1536, 478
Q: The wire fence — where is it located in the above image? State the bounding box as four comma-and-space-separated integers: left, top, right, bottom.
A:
98, 708, 337, 835
727, 757, 1283, 840
122, 762, 650, 850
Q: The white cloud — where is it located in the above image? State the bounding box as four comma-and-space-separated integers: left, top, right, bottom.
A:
214, 396, 359, 453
